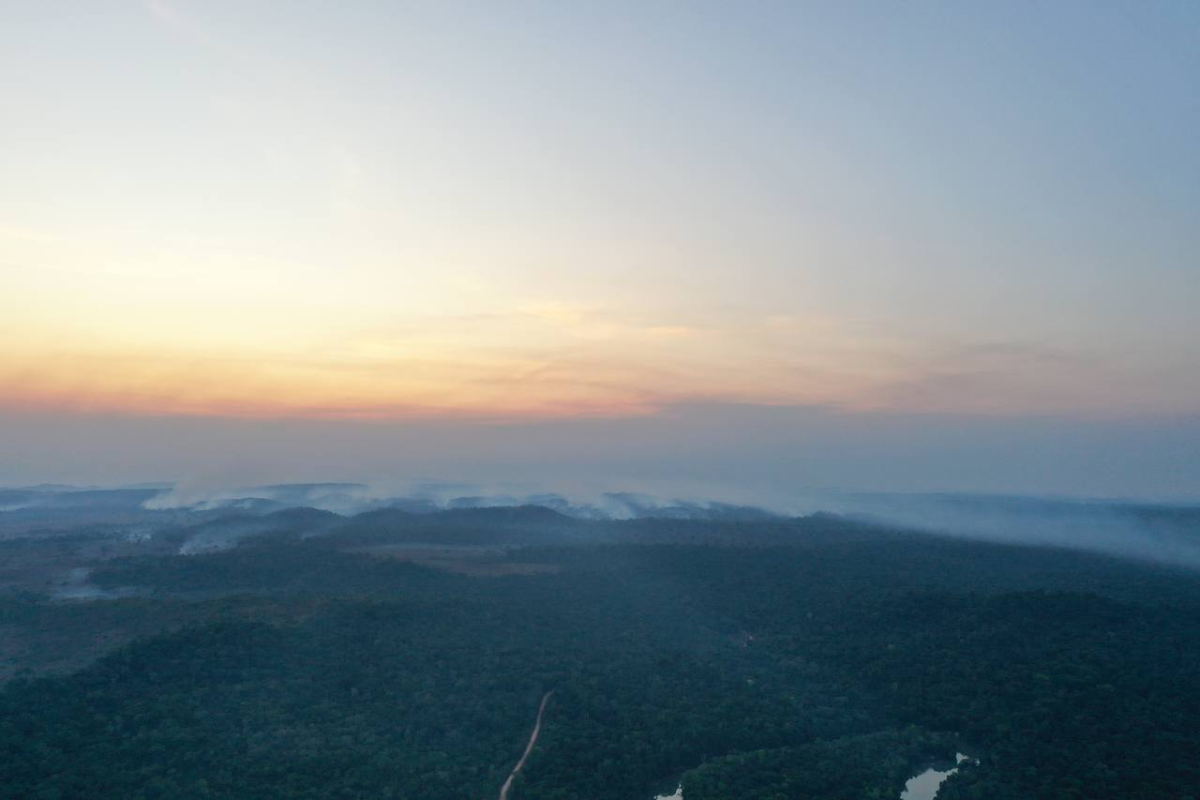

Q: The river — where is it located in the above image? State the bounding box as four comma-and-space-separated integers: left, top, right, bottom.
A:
652, 784, 682, 800
901, 752, 972, 800
650, 750, 973, 799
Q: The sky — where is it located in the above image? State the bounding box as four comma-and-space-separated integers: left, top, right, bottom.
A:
2, 1, 1198, 496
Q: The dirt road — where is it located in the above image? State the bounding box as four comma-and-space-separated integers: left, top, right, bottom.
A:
498, 691, 554, 800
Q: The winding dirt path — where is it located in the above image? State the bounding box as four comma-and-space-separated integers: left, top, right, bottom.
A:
498, 690, 554, 800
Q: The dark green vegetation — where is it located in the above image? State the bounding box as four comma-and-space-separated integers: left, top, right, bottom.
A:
682, 728, 957, 800
1, 508, 1198, 799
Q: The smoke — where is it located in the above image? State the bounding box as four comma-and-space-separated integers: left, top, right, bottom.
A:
138, 473, 794, 519
78, 473, 1200, 570
346, 483, 1200, 569
143, 479, 372, 513
810, 492, 1200, 569
178, 518, 276, 555
51, 567, 132, 601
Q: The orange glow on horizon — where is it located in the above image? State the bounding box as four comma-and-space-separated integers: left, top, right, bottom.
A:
0, 351, 675, 422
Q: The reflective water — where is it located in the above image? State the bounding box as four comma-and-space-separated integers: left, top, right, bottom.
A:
901, 752, 971, 800
650, 750, 972, 800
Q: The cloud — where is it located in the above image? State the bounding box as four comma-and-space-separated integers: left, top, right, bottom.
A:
0, 316, 1188, 422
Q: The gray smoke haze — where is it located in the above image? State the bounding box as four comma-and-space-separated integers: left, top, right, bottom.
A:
4, 404, 1200, 498
2, 473, 1197, 568
3, 403, 1199, 566
122, 477, 1200, 570
807, 492, 1200, 570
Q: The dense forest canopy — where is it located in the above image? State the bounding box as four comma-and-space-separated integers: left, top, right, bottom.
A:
1, 500, 1198, 798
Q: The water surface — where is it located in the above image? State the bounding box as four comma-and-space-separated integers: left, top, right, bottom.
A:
901, 752, 971, 800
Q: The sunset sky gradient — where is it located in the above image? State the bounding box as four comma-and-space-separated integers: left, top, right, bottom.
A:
2, 1, 1198, 495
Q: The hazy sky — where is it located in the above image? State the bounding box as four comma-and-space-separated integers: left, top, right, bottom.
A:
2, 2, 1198, 495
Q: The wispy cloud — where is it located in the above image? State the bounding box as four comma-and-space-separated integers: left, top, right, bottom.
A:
0, 306, 1166, 422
